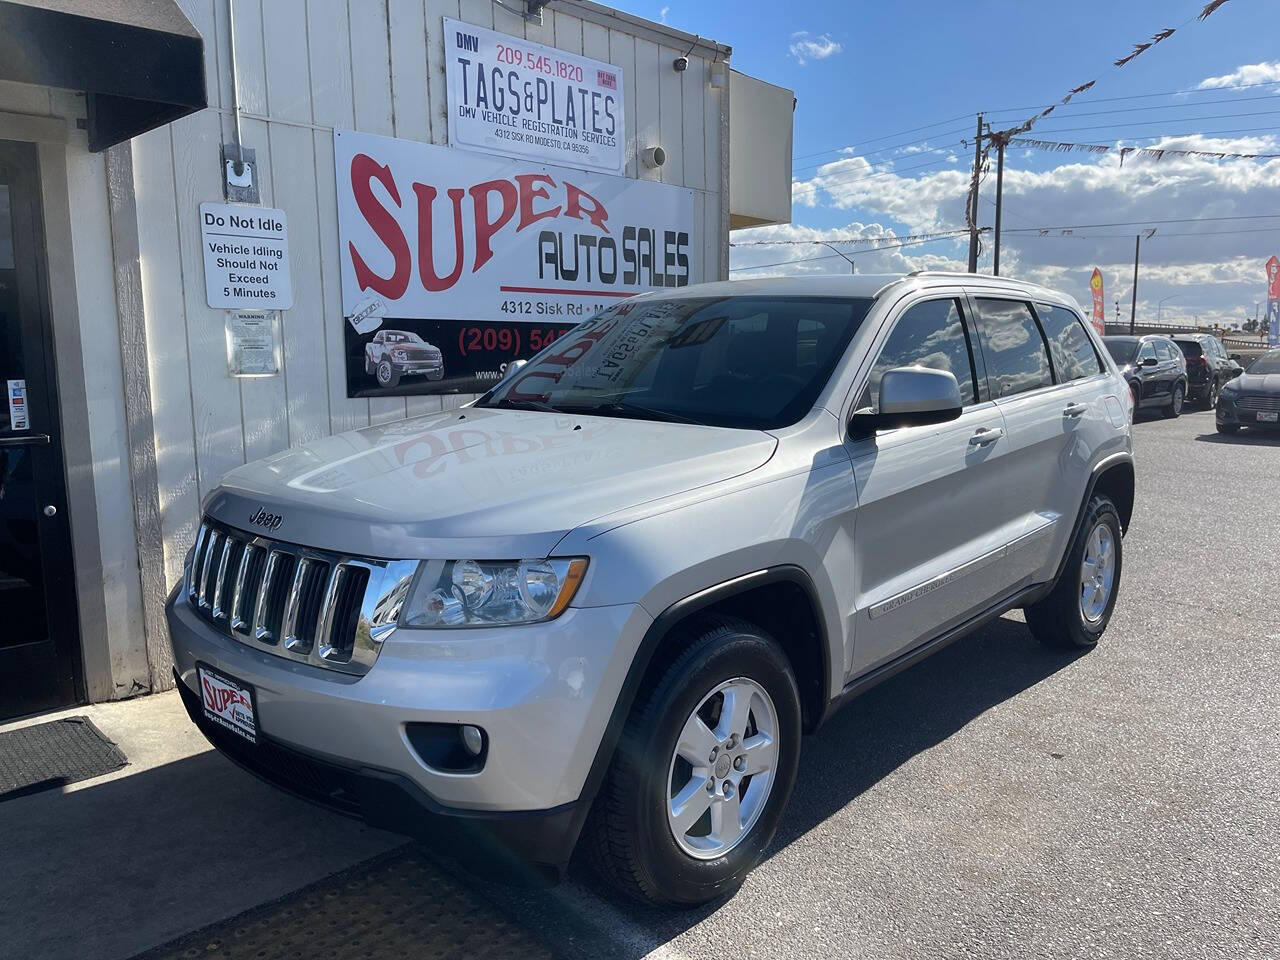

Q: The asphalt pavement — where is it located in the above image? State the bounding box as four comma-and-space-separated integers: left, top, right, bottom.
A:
8, 407, 1278, 960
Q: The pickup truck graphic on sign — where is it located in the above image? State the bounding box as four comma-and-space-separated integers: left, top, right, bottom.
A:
364, 329, 445, 389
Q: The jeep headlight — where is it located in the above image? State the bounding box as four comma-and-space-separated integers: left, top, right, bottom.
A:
400, 558, 588, 627
391, 348, 407, 362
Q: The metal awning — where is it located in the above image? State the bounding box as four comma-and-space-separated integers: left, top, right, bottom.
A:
0, 0, 207, 151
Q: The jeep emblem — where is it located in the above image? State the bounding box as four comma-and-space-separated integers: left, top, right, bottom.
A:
248, 507, 284, 532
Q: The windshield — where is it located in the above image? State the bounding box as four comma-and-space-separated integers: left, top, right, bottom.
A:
1247, 352, 1280, 375
1104, 339, 1138, 364
387, 332, 425, 344
476, 296, 875, 429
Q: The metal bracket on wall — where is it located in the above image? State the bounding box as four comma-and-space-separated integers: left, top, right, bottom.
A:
221, 143, 259, 204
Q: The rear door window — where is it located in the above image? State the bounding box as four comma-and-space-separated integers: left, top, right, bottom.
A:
1036, 304, 1104, 382
972, 299, 1053, 398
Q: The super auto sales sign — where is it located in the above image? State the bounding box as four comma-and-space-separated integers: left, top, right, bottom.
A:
334, 129, 695, 398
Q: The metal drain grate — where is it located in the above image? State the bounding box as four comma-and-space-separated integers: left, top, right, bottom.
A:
0, 716, 128, 801
130, 847, 559, 960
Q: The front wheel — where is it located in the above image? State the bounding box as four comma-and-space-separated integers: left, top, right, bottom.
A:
585, 617, 802, 906
1025, 495, 1122, 650
1163, 382, 1184, 418
376, 360, 400, 389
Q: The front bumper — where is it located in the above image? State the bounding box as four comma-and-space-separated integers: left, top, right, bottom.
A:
393, 358, 443, 376
166, 588, 652, 873
1217, 399, 1280, 428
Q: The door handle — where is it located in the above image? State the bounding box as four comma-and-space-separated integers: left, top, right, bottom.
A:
0, 434, 50, 447
969, 427, 1004, 446
1063, 403, 1088, 418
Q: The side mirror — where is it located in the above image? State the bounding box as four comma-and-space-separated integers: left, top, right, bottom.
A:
849, 366, 963, 438
1230, 366, 1243, 379
1141, 356, 1158, 367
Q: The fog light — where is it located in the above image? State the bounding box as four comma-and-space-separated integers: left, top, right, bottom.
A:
460, 724, 484, 756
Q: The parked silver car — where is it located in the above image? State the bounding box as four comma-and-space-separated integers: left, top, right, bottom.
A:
167, 273, 1135, 906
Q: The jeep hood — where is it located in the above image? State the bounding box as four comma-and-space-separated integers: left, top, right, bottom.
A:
204, 406, 777, 558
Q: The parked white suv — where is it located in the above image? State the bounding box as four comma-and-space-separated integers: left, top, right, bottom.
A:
168, 273, 1134, 906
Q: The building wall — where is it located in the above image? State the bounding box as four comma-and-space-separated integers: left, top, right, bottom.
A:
134, 0, 729, 609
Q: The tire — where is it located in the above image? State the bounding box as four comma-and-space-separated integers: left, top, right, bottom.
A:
376, 360, 400, 389
1203, 378, 1219, 410
1217, 423, 1239, 435
584, 617, 802, 906
1163, 382, 1184, 419
1025, 495, 1123, 650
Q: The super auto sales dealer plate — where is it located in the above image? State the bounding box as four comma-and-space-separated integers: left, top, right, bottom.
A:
198, 663, 258, 743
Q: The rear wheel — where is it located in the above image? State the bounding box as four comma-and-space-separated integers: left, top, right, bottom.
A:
1163, 382, 1184, 418
1025, 495, 1122, 650
1203, 378, 1220, 409
585, 617, 802, 906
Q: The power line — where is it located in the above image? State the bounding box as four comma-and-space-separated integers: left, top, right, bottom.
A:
790, 79, 1280, 165
793, 131, 969, 174
1002, 214, 1280, 231
729, 232, 981, 272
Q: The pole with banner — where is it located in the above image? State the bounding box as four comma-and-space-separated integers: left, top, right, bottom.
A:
1267, 255, 1279, 348
1089, 267, 1106, 336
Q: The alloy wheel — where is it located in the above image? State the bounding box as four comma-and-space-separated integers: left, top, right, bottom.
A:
666, 677, 778, 859
1079, 521, 1116, 624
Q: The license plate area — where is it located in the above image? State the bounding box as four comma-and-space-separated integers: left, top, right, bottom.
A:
197, 663, 258, 743
1256, 411, 1278, 422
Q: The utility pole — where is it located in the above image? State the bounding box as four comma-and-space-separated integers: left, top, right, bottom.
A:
1129, 233, 1141, 335
1115, 297, 1120, 326
967, 113, 984, 273
992, 130, 1006, 276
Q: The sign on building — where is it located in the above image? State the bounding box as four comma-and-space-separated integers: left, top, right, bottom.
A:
444, 17, 625, 174
334, 129, 694, 397
200, 202, 292, 309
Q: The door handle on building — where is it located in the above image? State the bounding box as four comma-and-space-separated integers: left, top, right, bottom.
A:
1063, 403, 1088, 418
969, 427, 1004, 446
0, 434, 50, 447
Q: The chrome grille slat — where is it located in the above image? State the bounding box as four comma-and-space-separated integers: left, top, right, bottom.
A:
197, 530, 221, 609
280, 558, 311, 651
229, 544, 256, 632
253, 551, 282, 642
211, 536, 235, 619
186, 516, 417, 677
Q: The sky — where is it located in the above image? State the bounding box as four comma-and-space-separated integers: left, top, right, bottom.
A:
609, 0, 1280, 329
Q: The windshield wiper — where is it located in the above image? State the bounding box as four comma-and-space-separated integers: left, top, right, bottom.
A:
488, 397, 561, 414
595, 400, 707, 426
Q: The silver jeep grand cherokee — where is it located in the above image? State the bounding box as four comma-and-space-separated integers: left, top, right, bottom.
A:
168, 273, 1134, 906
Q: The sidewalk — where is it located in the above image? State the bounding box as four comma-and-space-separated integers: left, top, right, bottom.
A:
0, 690, 403, 960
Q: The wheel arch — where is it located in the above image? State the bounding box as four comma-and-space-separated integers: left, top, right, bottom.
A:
576, 566, 830, 809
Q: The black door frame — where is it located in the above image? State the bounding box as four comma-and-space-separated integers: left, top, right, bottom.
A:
0, 138, 85, 717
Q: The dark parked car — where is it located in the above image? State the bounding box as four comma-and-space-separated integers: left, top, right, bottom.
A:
1217, 348, 1280, 434
1102, 335, 1188, 418
1171, 333, 1236, 408
364, 329, 444, 388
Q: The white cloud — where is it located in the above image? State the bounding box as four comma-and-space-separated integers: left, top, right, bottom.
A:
1197, 61, 1280, 90
788, 31, 843, 65
773, 133, 1280, 323
658, 5, 669, 24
